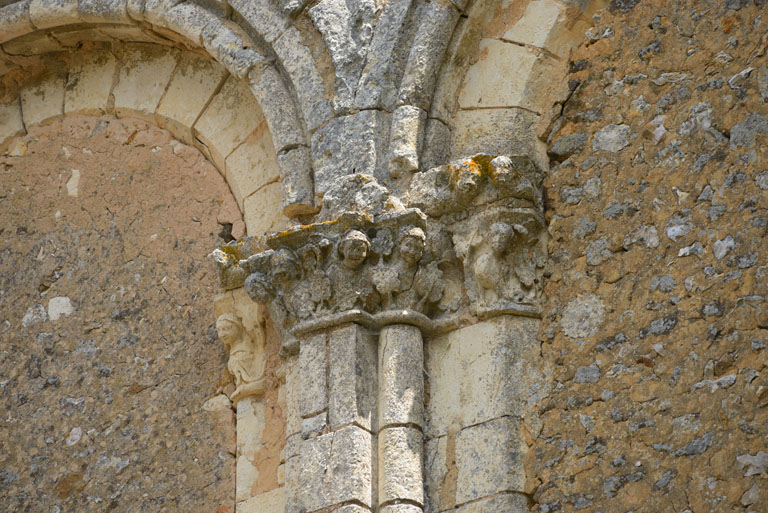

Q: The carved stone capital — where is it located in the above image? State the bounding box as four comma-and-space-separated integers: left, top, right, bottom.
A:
211, 154, 546, 337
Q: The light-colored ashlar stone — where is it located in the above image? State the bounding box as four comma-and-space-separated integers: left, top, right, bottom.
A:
20, 72, 66, 127
378, 426, 424, 506
380, 504, 422, 513
299, 333, 327, 418
301, 412, 327, 439
155, 51, 228, 145
78, 0, 130, 23
284, 355, 301, 436
225, 124, 280, 209
277, 146, 316, 216
0, 1, 35, 44
426, 316, 539, 437
420, 117, 450, 171
230, 0, 291, 45
389, 105, 427, 177
379, 324, 424, 428
152, 3, 217, 45
112, 44, 179, 122
194, 75, 265, 171
236, 397, 266, 502
502, 0, 568, 56
236, 487, 286, 513
284, 455, 301, 513
311, 109, 390, 195
29, 0, 80, 29
236, 454, 261, 503
243, 181, 289, 236
455, 416, 524, 503
334, 506, 371, 513
272, 25, 333, 132
248, 64, 305, 152
458, 40, 533, 110
398, 0, 460, 111
299, 426, 373, 511
65, 48, 118, 115
328, 323, 377, 431
424, 436, 448, 511
2, 31, 63, 55
0, 99, 25, 151
201, 20, 267, 79
452, 108, 546, 170
452, 493, 529, 513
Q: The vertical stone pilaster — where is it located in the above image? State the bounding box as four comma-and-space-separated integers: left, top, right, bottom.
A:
378, 324, 425, 511
328, 323, 378, 431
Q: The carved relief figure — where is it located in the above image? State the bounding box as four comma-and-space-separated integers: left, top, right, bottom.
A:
328, 230, 378, 312
296, 243, 332, 316
216, 313, 265, 402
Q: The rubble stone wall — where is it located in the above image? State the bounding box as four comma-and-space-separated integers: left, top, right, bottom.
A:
535, 1, 768, 511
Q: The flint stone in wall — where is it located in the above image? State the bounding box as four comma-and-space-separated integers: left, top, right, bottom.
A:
298, 426, 373, 511
592, 124, 630, 153
455, 416, 524, 503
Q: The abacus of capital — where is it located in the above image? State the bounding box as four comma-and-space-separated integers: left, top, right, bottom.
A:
212, 153, 546, 513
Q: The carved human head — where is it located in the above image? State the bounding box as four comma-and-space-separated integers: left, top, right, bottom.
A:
216, 313, 243, 345
245, 272, 272, 303
399, 226, 426, 265
271, 248, 299, 284
298, 244, 321, 273
489, 222, 515, 255
339, 230, 370, 269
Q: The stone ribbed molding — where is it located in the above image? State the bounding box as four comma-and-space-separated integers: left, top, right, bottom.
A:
211, 154, 545, 513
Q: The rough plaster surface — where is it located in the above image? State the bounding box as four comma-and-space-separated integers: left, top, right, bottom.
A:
534, 1, 768, 511
0, 115, 243, 512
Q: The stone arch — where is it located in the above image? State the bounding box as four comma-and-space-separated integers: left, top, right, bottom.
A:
0, 0, 317, 217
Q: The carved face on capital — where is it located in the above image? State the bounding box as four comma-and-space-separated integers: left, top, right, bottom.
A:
216, 315, 243, 346
399, 227, 426, 265
489, 222, 515, 256
272, 249, 299, 284
340, 230, 370, 269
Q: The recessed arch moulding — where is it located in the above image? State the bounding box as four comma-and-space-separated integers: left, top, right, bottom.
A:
1, 0, 604, 511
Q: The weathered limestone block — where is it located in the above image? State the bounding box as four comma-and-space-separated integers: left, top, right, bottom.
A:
301, 411, 327, 439
20, 72, 65, 126
225, 127, 281, 209
501, 0, 571, 58
308, 0, 374, 111
398, 0, 460, 111
284, 455, 301, 513
155, 52, 228, 145
453, 493, 529, 513
0, 1, 35, 44
248, 65, 305, 152
379, 324, 424, 427
29, 0, 79, 29
230, 0, 290, 44
236, 487, 286, 513
65, 49, 118, 115
272, 26, 333, 131
0, 99, 25, 150
112, 44, 178, 121
328, 323, 377, 430
452, 109, 547, 170
157, 3, 219, 45
354, 0, 412, 109
276, 146, 316, 216
380, 504, 423, 513
455, 416, 524, 503
299, 426, 373, 511
194, 75, 265, 171
78, 0, 130, 23
284, 355, 301, 436
243, 182, 289, 235
2, 30, 64, 55
424, 435, 448, 511
389, 105, 427, 177
299, 333, 327, 418
420, 117, 451, 171
311, 110, 390, 194
201, 19, 266, 79
378, 426, 424, 506
236, 397, 266, 502
426, 316, 539, 437
457, 39, 539, 110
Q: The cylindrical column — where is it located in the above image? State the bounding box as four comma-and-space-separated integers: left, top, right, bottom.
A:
378, 323, 425, 509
